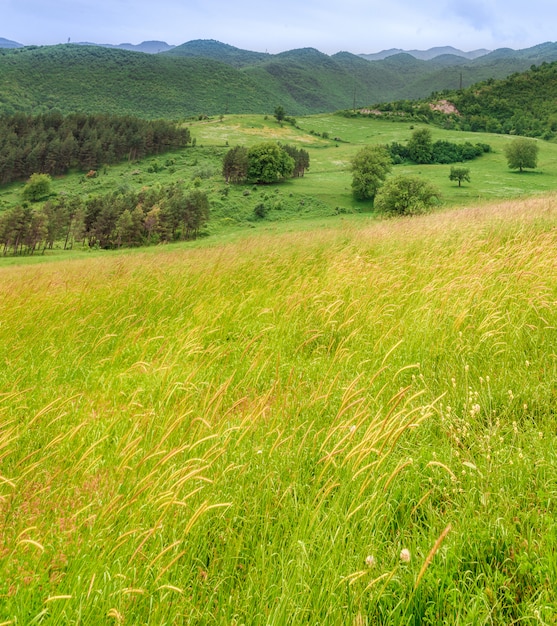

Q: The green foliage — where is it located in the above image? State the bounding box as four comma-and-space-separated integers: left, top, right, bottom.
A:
21, 173, 52, 202
247, 142, 295, 184
374, 174, 441, 215
0, 111, 190, 184
1, 183, 210, 254
450, 62, 557, 138
222, 145, 249, 183
351, 145, 392, 201
253, 202, 268, 219
407, 128, 433, 164
389, 133, 490, 165
280, 144, 310, 177
504, 137, 540, 172
274, 105, 286, 122
449, 166, 471, 187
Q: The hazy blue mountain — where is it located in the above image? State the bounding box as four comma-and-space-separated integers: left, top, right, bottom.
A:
360, 46, 490, 61
0, 37, 24, 49
74, 40, 174, 53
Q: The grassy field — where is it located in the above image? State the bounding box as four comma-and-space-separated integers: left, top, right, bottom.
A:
1, 191, 556, 623
190, 114, 557, 210
3, 113, 557, 258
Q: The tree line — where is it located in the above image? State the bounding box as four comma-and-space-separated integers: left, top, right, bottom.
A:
0, 184, 209, 256
0, 111, 192, 185
387, 128, 491, 165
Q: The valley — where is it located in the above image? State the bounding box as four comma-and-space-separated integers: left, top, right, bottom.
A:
0, 38, 557, 624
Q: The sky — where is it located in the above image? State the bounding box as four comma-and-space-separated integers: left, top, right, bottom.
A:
3, 0, 556, 55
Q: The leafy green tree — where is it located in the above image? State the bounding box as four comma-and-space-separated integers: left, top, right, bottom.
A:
407, 128, 433, 164
144, 206, 162, 242
504, 138, 539, 172
223, 145, 249, 183
351, 145, 392, 201
115, 209, 135, 248
183, 190, 210, 238
449, 166, 471, 187
375, 175, 441, 216
274, 106, 286, 123
281, 145, 310, 177
22, 173, 52, 202
247, 142, 294, 184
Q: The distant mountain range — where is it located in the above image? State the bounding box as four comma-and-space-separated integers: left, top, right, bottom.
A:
2, 39, 557, 119
359, 46, 490, 61
0, 36, 490, 60
73, 40, 175, 54
0, 37, 174, 54
0, 37, 23, 49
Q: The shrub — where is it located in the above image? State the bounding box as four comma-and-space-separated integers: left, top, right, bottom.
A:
22, 173, 52, 202
375, 175, 441, 216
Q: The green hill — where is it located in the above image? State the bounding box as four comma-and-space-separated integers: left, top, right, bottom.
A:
3, 41, 557, 119
0, 45, 279, 118
450, 61, 557, 137
163, 39, 270, 67
364, 59, 557, 139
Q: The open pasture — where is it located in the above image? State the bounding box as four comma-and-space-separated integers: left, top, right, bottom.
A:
3, 114, 557, 250
1, 194, 556, 623
191, 113, 557, 212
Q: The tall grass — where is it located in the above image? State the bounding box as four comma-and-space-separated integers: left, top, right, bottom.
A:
0, 196, 556, 623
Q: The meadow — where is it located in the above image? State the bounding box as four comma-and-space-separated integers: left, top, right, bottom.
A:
3, 112, 557, 261
1, 186, 557, 623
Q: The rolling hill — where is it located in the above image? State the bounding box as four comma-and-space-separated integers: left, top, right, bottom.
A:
2, 40, 557, 119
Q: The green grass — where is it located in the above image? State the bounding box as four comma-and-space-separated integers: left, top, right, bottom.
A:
3, 113, 557, 265
1, 194, 556, 623
190, 114, 557, 211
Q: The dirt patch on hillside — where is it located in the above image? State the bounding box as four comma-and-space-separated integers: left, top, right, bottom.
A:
429, 100, 461, 115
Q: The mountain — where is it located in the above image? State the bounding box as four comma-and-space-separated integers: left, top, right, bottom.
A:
360, 46, 490, 61
2, 40, 557, 119
75, 40, 174, 53
163, 39, 269, 67
0, 37, 23, 49
0, 45, 278, 118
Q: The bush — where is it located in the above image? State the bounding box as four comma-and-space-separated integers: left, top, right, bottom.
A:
253, 203, 268, 219
375, 175, 441, 216
22, 173, 52, 202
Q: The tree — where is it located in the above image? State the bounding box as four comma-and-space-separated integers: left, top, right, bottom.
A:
22, 173, 52, 202
504, 138, 539, 172
222, 145, 248, 183
374, 175, 441, 216
274, 106, 286, 123
281, 144, 310, 177
407, 128, 434, 164
247, 142, 294, 184
183, 190, 210, 238
449, 166, 471, 187
351, 146, 392, 201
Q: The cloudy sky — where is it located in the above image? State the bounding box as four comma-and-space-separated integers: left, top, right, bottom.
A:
3, 0, 555, 54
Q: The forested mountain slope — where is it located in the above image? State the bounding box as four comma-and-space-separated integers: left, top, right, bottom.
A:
2, 41, 557, 119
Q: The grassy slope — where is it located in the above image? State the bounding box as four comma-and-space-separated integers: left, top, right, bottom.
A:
2, 113, 557, 252
1, 195, 556, 623
190, 114, 557, 211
